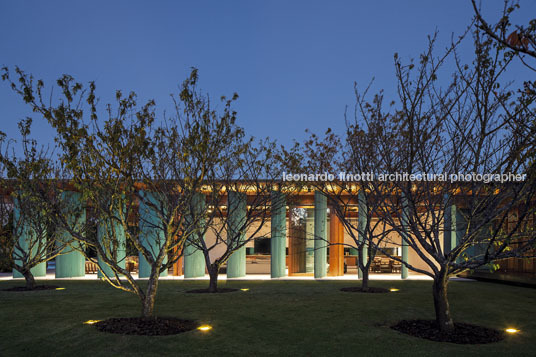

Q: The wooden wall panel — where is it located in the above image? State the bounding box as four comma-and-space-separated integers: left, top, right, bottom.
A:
328, 211, 344, 276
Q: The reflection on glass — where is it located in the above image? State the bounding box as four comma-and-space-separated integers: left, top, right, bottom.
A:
289, 208, 314, 274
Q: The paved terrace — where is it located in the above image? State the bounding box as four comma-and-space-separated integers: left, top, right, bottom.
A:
0, 270, 474, 281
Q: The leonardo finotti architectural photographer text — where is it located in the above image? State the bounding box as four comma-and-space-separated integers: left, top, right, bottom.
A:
282, 172, 527, 183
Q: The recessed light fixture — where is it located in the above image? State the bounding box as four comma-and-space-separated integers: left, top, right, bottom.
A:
83, 320, 101, 325
505, 328, 519, 334
240, 288, 249, 292
55, 287, 65, 290
389, 288, 399, 292
197, 325, 212, 332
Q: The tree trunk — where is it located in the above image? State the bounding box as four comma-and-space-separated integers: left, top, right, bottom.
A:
23, 269, 36, 290
208, 266, 219, 293
432, 274, 454, 333
358, 245, 370, 291
361, 268, 369, 292
141, 275, 159, 318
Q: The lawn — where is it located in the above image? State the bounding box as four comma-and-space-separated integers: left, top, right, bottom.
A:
0, 279, 534, 356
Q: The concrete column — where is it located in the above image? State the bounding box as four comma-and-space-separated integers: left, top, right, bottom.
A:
444, 204, 456, 254
138, 191, 168, 278
444, 196, 468, 266
56, 191, 86, 278
227, 191, 246, 278
314, 191, 327, 278
184, 192, 206, 278
97, 211, 126, 279
357, 190, 368, 279
12, 196, 46, 278
271, 191, 286, 278
401, 193, 409, 279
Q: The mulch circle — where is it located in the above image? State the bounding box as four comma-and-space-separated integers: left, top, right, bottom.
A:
2, 285, 60, 292
186, 288, 239, 294
94, 317, 197, 336
340, 286, 390, 293
391, 319, 504, 344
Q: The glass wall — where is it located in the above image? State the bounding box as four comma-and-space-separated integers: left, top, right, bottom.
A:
289, 207, 330, 275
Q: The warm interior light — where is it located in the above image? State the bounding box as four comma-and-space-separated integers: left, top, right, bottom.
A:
389, 288, 400, 292
240, 288, 249, 292
83, 320, 102, 325
55, 287, 65, 290
197, 325, 212, 332
505, 328, 519, 334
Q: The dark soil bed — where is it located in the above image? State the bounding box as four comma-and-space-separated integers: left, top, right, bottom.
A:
186, 288, 239, 294
2, 285, 59, 292
340, 286, 389, 293
94, 317, 197, 336
391, 319, 504, 344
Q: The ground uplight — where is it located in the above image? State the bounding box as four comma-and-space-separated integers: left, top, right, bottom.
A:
197, 325, 212, 332
83, 320, 101, 325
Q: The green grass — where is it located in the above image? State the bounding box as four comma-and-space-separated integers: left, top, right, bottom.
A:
0, 279, 534, 356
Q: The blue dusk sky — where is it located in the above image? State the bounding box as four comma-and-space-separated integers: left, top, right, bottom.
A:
1, 1, 534, 150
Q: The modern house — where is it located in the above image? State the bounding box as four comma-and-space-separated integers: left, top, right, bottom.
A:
5, 185, 535, 281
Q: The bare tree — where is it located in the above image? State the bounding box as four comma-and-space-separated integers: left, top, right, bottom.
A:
0, 119, 68, 289
471, 0, 536, 163
471, 0, 536, 66
301, 121, 398, 291
169, 77, 291, 292
0, 67, 230, 317
357, 30, 536, 333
